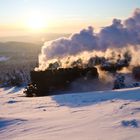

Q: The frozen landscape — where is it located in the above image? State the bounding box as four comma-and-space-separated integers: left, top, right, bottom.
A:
0, 87, 140, 140
0, 1, 140, 140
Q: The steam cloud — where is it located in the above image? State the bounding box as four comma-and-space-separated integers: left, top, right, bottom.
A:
36, 8, 140, 71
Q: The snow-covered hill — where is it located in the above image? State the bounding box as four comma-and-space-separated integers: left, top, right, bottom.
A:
0, 87, 140, 140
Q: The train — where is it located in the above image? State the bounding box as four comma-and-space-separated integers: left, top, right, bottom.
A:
24, 67, 98, 97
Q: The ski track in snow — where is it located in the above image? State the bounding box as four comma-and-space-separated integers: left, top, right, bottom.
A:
0, 87, 140, 140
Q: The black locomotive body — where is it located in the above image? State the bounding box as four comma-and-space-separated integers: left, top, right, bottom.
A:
24, 67, 98, 96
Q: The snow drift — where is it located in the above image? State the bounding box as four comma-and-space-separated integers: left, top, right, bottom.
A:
1, 87, 140, 140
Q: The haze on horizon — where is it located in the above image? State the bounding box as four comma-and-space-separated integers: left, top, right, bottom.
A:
0, 0, 140, 38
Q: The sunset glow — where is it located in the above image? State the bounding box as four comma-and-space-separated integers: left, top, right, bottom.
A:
25, 11, 47, 31
1, 1, 140, 140
0, 0, 140, 36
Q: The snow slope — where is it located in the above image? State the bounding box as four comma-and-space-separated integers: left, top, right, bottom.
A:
0, 87, 140, 140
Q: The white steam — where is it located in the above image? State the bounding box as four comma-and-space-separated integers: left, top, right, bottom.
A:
36, 8, 140, 71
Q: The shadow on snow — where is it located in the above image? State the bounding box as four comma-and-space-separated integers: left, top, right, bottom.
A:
51, 88, 140, 108
0, 118, 27, 131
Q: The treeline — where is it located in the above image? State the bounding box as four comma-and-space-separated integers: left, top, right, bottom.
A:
0, 41, 41, 87
0, 64, 35, 87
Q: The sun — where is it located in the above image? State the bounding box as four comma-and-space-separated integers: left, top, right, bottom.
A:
25, 11, 47, 31
27, 17, 45, 30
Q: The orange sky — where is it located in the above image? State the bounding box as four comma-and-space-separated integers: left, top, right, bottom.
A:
0, 0, 139, 37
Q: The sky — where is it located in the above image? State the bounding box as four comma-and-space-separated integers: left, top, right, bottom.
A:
0, 0, 140, 36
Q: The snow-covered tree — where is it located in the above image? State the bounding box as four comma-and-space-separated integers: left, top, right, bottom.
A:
113, 74, 125, 89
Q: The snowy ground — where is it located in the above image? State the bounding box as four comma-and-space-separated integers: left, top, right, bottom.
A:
0, 87, 140, 140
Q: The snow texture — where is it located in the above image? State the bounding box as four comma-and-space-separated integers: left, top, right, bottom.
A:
0, 87, 140, 140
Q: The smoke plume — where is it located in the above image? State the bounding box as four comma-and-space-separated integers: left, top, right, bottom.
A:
36, 8, 140, 71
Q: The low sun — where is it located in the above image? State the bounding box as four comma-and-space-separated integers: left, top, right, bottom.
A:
25, 11, 47, 31
27, 18, 44, 30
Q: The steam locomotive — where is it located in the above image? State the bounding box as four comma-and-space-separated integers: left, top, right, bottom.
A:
24, 67, 98, 97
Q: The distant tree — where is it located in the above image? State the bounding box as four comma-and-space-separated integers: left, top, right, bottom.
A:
113, 74, 125, 89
